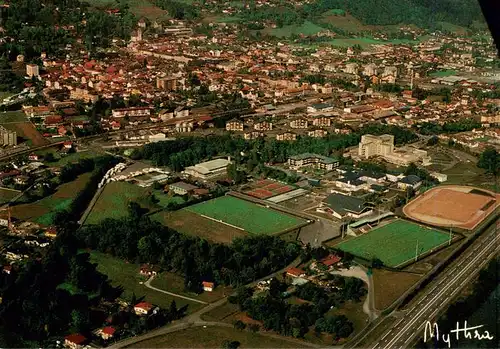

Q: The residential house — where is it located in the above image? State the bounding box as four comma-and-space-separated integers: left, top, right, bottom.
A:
397, 175, 422, 190
64, 334, 87, 349
96, 326, 116, 340
168, 181, 198, 195
319, 193, 374, 219
28, 153, 39, 161
307, 129, 328, 138
63, 141, 73, 149
3, 265, 12, 275
254, 120, 273, 131
139, 264, 160, 276
289, 117, 308, 129
276, 132, 297, 141
311, 115, 331, 127
320, 255, 341, 268
288, 153, 339, 171
286, 267, 306, 278
44, 226, 57, 239
134, 302, 155, 316
202, 281, 214, 292
226, 119, 244, 132
244, 131, 264, 140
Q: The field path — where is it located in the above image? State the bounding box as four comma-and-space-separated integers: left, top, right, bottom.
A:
331, 266, 378, 321
144, 276, 208, 305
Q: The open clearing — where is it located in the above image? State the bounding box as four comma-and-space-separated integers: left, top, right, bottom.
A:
372, 269, 422, 310
151, 273, 232, 303
89, 251, 204, 313
334, 219, 452, 268
10, 173, 92, 225
151, 209, 248, 244
129, 325, 306, 348
85, 181, 153, 225
186, 196, 307, 235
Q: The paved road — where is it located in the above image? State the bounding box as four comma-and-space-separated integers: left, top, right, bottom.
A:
371, 219, 500, 349
144, 276, 208, 305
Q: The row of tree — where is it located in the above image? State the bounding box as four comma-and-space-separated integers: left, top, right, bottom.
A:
133, 124, 417, 172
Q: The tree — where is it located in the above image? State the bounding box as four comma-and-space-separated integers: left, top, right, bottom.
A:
221, 340, 241, 349
477, 148, 499, 175
233, 320, 246, 331
426, 136, 439, 146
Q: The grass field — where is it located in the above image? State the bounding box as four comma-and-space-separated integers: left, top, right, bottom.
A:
0, 111, 28, 123
186, 196, 307, 235
42, 150, 103, 167
85, 181, 152, 224
89, 251, 204, 313
372, 269, 422, 310
429, 70, 458, 77
129, 325, 305, 348
264, 21, 326, 37
10, 173, 92, 225
151, 272, 232, 303
0, 187, 20, 205
151, 209, 248, 244
334, 219, 451, 268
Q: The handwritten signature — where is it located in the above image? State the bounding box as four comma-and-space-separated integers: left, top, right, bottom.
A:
423, 321, 494, 348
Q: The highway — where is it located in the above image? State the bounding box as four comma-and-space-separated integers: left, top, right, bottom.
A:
371, 219, 500, 349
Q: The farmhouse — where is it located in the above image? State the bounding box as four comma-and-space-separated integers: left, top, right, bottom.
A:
288, 153, 339, 171
319, 193, 374, 219
168, 181, 198, 195
183, 158, 232, 180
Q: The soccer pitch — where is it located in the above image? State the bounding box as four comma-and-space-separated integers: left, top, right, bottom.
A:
335, 220, 452, 268
185, 196, 307, 235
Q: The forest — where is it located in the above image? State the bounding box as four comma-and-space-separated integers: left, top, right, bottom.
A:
234, 0, 484, 30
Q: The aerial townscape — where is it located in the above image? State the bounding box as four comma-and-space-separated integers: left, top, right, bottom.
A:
0, 0, 499, 348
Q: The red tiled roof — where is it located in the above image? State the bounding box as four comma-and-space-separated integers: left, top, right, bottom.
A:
202, 281, 214, 288
134, 302, 153, 311
65, 334, 87, 345
286, 267, 305, 277
320, 255, 341, 267
102, 326, 116, 335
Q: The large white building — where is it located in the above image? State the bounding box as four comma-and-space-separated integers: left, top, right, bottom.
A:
358, 134, 394, 159
183, 158, 232, 179
0, 126, 16, 146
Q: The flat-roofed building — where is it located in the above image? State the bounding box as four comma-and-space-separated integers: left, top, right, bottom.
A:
358, 134, 394, 159
288, 153, 339, 171
183, 158, 232, 179
0, 126, 16, 146
168, 181, 198, 195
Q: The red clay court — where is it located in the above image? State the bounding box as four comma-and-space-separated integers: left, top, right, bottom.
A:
403, 185, 499, 230
244, 179, 294, 199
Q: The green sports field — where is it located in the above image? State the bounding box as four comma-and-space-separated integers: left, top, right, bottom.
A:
185, 196, 307, 235
335, 220, 451, 268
